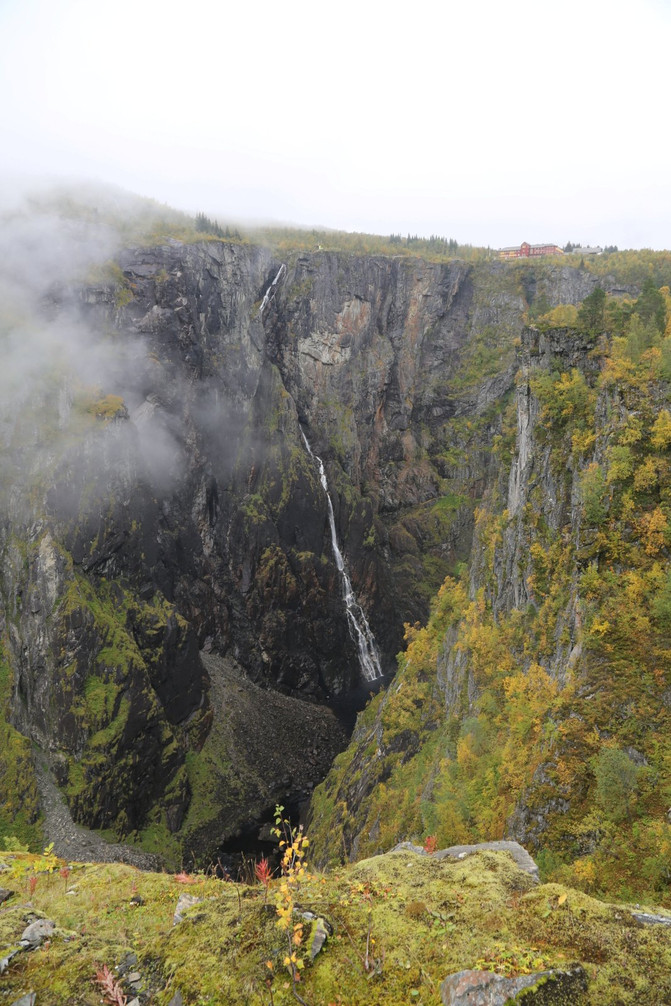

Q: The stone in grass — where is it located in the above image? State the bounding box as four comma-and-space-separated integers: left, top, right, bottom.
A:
167, 992, 184, 1006
391, 841, 428, 856
309, 917, 333, 961
393, 839, 541, 882
10, 995, 37, 1006
126, 970, 144, 997
631, 910, 671, 927
173, 893, 203, 925
20, 919, 55, 948
0, 888, 13, 905
441, 966, 588, 1005
117, 951, 138, 976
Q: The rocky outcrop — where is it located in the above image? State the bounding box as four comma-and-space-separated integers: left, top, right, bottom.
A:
432, 840, 540, 881
3, 837, 667, 1006
441, 967, 588, 1006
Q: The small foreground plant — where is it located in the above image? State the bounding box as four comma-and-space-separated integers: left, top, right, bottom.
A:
94, 963, 127, 1006
271, 805, 311, 1005
255, 856, 273, 903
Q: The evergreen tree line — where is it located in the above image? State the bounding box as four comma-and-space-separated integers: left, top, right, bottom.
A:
578, 277, 666, 335
563, 241, 619, 253
389, 233, 461, 255
194, 212, 241, 240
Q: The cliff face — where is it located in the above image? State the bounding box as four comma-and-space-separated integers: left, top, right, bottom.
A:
1, 229, 637, 864
69, 244, 510, 692
68, 247, 515, 681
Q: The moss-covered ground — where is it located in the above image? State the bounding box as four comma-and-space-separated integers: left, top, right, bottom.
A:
1, 844, 670, 1005
0, 657, 43, 850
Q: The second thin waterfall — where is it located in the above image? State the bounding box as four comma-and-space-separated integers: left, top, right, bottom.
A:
301, 430, 382, 682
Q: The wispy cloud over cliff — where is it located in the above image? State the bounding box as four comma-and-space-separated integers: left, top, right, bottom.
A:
0, 186, 186, 500
0, 190, 117, 410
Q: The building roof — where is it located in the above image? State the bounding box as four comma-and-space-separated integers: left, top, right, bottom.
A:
499, 242, 561, 252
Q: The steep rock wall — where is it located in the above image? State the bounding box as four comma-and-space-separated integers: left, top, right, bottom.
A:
67, 245, 531, 694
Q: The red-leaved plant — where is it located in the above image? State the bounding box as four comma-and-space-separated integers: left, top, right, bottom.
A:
174, 871, 198, 884
423, 835, 438, 855
94, 963, 127, 1006
255, 856, 273, 903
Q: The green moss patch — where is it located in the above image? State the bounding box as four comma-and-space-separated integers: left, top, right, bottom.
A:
0, 846, 669, 1004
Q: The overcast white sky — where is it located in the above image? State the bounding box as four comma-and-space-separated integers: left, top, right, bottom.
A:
1, 0, 670, 248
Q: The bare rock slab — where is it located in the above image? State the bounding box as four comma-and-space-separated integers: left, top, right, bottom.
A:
631, 910, 671, 927
441, 966, 587, 1005
433, 841, 540, 881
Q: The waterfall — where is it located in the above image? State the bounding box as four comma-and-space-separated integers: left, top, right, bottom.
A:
300, 430, 382, 682
259, 263, 286, 315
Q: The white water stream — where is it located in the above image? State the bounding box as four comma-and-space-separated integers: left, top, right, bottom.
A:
258, 263, 286, 315
301, 430, 382, 682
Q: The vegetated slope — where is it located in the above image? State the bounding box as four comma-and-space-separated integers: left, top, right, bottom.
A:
309, 282, 671, 907
1, 843, 670, 1005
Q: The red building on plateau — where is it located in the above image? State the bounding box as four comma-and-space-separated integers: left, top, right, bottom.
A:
498, 242, 563, 260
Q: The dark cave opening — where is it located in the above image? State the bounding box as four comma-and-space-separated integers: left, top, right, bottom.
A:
212, 799, 304, 881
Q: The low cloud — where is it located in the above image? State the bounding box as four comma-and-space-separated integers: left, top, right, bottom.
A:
0, 183, 190, 510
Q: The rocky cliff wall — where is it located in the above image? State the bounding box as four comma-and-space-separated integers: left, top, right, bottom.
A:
51, 244, 532, 697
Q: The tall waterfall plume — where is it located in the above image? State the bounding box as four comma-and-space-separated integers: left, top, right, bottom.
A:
301, 429, 382, 682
